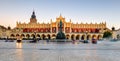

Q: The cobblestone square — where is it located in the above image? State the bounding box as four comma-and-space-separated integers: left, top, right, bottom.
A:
0, 40, 120, 61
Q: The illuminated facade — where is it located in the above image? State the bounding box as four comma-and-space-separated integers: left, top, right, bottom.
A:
0, 11, 108, 41
13, 11, 107, 40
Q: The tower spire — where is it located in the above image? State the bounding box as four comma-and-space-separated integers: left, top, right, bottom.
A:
31, 11, 36, 18
59, 13, 63, 18
30, 11, 37, 23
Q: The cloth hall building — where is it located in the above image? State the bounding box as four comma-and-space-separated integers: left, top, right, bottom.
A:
1, 11, 108, 41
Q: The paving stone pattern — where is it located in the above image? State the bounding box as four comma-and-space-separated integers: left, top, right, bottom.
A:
0, 40, 120, 61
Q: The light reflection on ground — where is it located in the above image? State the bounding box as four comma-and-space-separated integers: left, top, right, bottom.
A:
16, 43, 22, 48
0, 40, 120, 61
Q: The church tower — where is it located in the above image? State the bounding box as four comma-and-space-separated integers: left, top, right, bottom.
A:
29, 11, 37, 24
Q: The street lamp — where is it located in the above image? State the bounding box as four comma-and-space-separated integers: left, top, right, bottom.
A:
84, 31, 88, 43
34, 31, 37, 42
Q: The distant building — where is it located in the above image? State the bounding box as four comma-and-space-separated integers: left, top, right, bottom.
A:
112, 29, 120, 39
0, 11, 109, 41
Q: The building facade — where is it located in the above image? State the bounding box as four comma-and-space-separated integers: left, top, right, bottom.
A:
0, 11, 108, 41
112, 29, 120, 40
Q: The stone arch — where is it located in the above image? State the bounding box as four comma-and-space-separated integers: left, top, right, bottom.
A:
42, 34, 46, 40
36, 34, 41, 40
97, 35, 102, 40
52, 34, 56, 39
87, 35, 91, 40
71, 34, 75, 40
47, 34, 51, 39
26, 34, 30, 38
16, 34, 20, 37
52, 34, 56, 37
10, 34, 15, 37
31, 34, 35, 37
81, 35, 85, 40
76, 35, 80, 40
21, 34, 25, 38
66, 34, 70, 39
92, 35, 97, 39
37, 34, 40, 38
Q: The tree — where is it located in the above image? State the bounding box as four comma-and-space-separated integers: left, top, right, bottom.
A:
103, 31, 112, 38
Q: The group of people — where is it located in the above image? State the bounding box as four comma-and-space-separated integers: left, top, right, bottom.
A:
16, 36, 50, 43
16, 36, 97, 44
72, 39, 97, 44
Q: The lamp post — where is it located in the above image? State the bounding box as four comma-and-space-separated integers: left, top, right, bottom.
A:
84, 31, 88, 43
86, 31, 88, 40
31, 31, 37, 43
34, 31, 37, 42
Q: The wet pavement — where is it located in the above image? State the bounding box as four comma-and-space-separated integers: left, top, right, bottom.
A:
0, 40, 120, 61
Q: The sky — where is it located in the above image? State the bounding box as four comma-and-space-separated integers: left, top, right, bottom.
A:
0, 0, 120, 29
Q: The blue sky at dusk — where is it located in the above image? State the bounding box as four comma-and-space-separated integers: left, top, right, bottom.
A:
0, 0, 120, 29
